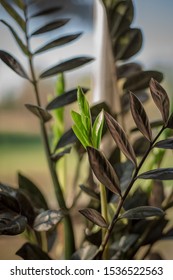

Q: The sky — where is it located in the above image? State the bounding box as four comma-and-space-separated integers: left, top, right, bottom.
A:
0, 0, 173, 100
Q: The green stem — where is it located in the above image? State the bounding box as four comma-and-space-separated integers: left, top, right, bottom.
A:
24, 5, 75, 259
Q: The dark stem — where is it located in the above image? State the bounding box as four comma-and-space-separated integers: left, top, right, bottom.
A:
23, 5, 75, 259
95, 126, 165, 258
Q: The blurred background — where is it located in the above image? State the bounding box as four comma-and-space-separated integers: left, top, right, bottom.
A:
0, 0, 173, 259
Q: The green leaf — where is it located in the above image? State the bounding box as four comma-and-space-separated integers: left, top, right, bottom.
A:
72, 124, 90, 149
120, 206, 164, 220
25, 104, 52, 123
129, 92, 152, 141
79, 208, 108, 228
154, 138, 173, 150
0, 20, 29, 55
77, 87, 92, 132
40, 57, 94, 79
92, 110, 104, 148
46, 88, 89, 110
0, 50, 29, 79
31, 19, 70, 36
114, 28, 142, 61
33, 210, 65, 231
16, 243, 52, 260
30, 6, 62, 18
71, 110, 91, 148
123, 71, 163, 92
18, 173, 48, 210
34, 33, 82, 54
150, 78, 170, 125
1, 0, 26, 31
87, 147, 121, 195
138, 168, 173, 180
104, 111, 137, 166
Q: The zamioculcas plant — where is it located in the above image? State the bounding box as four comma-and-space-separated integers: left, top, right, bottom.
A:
0, 0, 93, 259
72, 79, 173, 260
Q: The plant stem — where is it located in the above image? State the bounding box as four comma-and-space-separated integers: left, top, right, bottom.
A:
100, 183, 109, 259
24, 5, 75, 259
95, 126, 165, 258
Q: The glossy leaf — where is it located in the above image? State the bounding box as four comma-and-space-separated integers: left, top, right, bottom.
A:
104, 111, 137, 166
16, 243, 52, 260
121, 91, 149, 114
51, 147, 71, 162
114, 28, 142, 61
150, 78, 170, 125
138, 168, 173, 180
79, 208, 108, 228
40, 57, 94, 79
0, 51, 29, 79
0, 192, 20, 213
25, 104, 52, 123
0, 213, 27, 235
87, 147, 121, 195
31, 19, 70, 36
1, 0, 26, 31
92, 110, 104, 148
133, 137, 150, 156
30, 6, 62, 18
120, 206, 164, 220
34, 33, 82, 54
72, 124, 90, 149
46, 88, 88, 110
34, 210, 64, 231
77, 87, 92, 132
131, 120, 163, 133
129, 92, 152, 141
79, 185, 99, 200
117, 62, 142, 79
18, 173, 48, 210
0, 20, 28, 55
123, 71, 163, 92
154, 138, 173, 149
16, 190, 36, 226
54, 128, 77, 151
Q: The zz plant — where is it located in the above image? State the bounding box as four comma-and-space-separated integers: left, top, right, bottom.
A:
1, 0, 173, 260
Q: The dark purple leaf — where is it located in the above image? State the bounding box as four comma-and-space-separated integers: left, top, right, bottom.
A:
25, 104, 52, 123
123, 71, 163, 92
117, 62, 142, 79
150, 78, 170, 125
46, 88, 89, 110
79, 185, 99, 200
87, 147, 121, 196
138, 168, 173, 180
40, 56, 94, 79
0, 50, 29, 79
16, 243, 52, 260
31, 19, 70, 36
79, 208, 108, 228
34, 33, 82, 54
104, 111, 137, 166
154, 138, 173, 149
129, 92, 152, 141
30, 6, 62, 18
120, 206, 164, 220
0, 213, 27, 235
